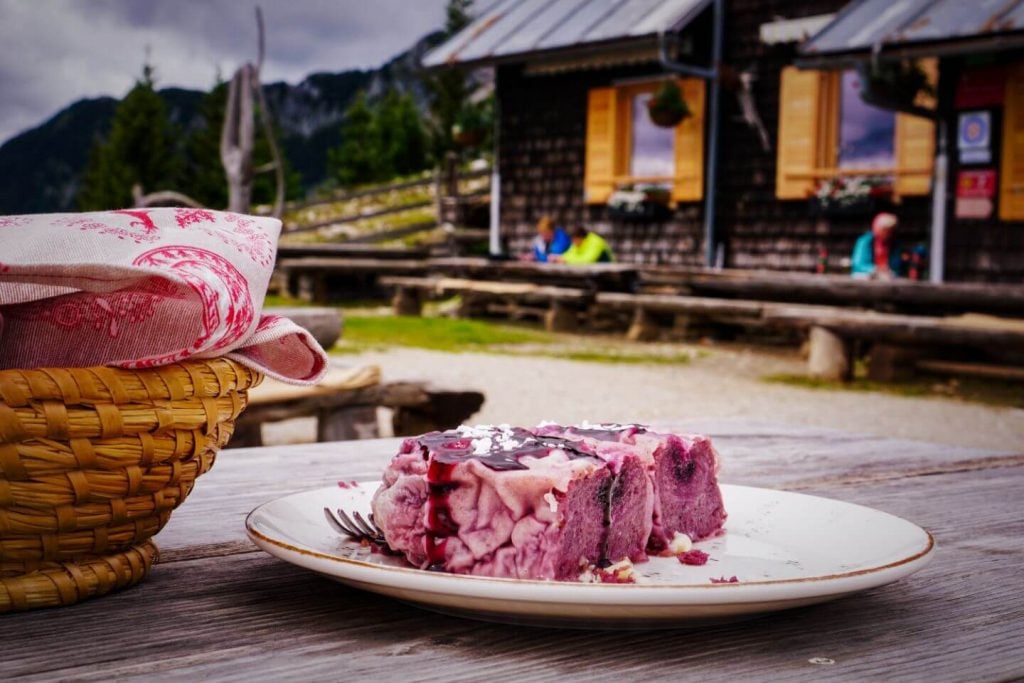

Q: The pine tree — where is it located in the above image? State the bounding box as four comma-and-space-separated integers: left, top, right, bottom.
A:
179, 81, 230, 209
426, 0, 478, 161
77, 64, 180, 210
376, 90, 428, 177
329, 92, 383, 187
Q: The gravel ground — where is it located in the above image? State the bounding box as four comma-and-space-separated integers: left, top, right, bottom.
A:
265, 343, 1023, 451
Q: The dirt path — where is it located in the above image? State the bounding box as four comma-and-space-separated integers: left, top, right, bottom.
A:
328, 345, 1023, 452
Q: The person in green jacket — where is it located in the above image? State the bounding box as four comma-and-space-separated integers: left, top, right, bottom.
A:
553, 226, 614, 264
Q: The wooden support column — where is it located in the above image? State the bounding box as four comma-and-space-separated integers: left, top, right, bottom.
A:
868, 344, 923, 382
807, 326, 853, 381
545, 301, 578, 332
457, 292, 488, 318
317, 405, 380, 442
295, 272, 325, 303
627, 307, 661, 342
392, 287, 423, 316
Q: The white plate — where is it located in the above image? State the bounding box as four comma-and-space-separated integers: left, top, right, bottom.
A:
245, 483, 935, 628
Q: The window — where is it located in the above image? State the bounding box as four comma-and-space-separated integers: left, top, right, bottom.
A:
837, 70, 896, 170
630, 92, 676, 177
775, 61, 937, 200
584, 79, 706, 205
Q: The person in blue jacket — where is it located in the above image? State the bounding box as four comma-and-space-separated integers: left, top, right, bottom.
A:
851, 212, 905, 278
530, 216, 571, 262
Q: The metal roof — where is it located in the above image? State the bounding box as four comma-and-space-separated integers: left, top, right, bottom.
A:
801, 0, 1024, 62
422, 0, 712, 68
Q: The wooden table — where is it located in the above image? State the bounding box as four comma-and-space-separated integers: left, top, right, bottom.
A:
3, 420, 1021, 681
640, 266, 1024, 316
430, 257, 640, 293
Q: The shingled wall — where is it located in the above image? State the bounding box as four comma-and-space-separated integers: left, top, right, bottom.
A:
495, 0, 937, 275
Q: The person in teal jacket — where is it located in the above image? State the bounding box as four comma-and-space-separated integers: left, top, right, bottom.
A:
554, 226, 614, 264
851, 212, 904, 278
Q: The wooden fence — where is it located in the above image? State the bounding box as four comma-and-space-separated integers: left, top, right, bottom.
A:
281, 155, 491, 243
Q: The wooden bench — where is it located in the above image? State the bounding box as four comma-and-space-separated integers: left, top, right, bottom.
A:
276, 257, 430, 303
639, 266, 1024, 317
595, 292, 766, 341
380, 276, 592, 332
262, 306, 343, 350
763, 307, 1024, 381
276, 244, 429, 260
230, 365, 485, 447
594, 291, 1024, 381
429, 257, 639, 293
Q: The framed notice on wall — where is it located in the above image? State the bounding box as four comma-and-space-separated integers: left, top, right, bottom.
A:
955, 169, 997, 219
958, 111, 992, 165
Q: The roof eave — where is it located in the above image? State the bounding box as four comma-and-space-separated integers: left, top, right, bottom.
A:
423, 34, 666, 71
796, 31, 1024, 69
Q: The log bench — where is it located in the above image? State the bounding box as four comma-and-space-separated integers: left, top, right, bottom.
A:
262, 306, 343, 350
763, 307, 1024, 381
594, 291, 1024, 382
379, 276, 592, 332
594, 292, 767, 341
230, 365, 485, 447
276, 258, 430, 303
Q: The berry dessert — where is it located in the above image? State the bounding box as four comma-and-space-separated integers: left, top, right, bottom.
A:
370, 424, 725, 581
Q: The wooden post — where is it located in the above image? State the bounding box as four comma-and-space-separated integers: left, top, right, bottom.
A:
317, 406, 380, 441
807, 326, 853, 381
545, 301, 578, 333
392, 287, 423, 316
295, 272, 324, 303
221, 64, 256, 213
868, 344, 922, 382
627, 308, 661, 342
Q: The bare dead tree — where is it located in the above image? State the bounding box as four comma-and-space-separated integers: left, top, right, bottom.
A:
132, 184, 205, 208
252, 6, 286, 218
221, 62, 256, 213
137, 6, 285, 217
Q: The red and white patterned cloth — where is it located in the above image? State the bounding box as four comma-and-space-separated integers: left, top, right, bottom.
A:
0, 208, 328, 384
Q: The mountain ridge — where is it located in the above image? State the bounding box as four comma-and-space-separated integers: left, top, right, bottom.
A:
0, 30, 444, 214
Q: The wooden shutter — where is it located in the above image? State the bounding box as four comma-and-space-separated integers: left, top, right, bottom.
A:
894, 59, 937, 196
672, 78, 705, 203
776, 66, 824, 199
584, 87, 618, 204
1000, 63, 1024, 221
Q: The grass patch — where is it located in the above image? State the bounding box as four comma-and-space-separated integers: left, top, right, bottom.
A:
263, 294, 313, 308
763, 373, 1024, 408
333, 315, 551, 353
331, 313, 703, 366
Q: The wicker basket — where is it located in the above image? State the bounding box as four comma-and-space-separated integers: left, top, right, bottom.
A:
0, 358, 262, 612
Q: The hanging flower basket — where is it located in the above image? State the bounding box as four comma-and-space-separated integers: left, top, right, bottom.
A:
452, 124, 485, 147
452, 104, 488, 148
858, 60, 933, 109
647, 80, 691, 128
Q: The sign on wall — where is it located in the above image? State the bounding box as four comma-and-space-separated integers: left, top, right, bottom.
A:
958, 111, 992, 164
955, 168, 997, 219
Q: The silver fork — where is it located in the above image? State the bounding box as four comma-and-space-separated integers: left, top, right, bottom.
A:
323, 507, 387, 545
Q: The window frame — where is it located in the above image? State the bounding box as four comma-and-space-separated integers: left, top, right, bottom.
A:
775, 62, 937, 200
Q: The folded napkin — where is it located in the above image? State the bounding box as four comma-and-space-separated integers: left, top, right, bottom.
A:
0, 209, 328, 384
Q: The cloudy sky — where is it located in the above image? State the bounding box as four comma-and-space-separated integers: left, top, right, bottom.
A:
0, 0, 450, 144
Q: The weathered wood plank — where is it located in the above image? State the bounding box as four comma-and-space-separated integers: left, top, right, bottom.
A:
277, 257, 429, 274
596, 292, 764, 318
2, 459, 1020, 682
639, 266, 1024, 316
276, 244, 429, 260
